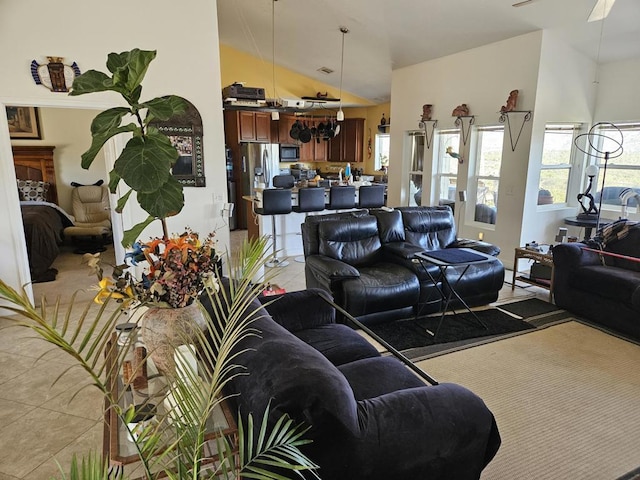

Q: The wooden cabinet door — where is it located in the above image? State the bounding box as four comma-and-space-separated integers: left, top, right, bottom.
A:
314, 136, 328, 162
238, 111, 256, 141
277, 115, 297, 144
254, 112, 271, 142
343, 118, 364, 163
300, 137, 314, 162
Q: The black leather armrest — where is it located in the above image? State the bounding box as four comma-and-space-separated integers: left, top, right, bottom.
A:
382, 242, 424, 260
305, 255, 360, 280
451, 238, 501, 256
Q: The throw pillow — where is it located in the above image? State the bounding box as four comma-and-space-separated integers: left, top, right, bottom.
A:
17, 179, 50, 202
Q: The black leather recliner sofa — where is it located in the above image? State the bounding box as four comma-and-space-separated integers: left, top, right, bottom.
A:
211, 287, 501, 480
301, 206, 505, 324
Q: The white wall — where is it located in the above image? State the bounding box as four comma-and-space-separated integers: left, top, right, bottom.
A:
521, 30, 596, 248
595, 58, 640, 122
0, 0, 228, 299
389, 31, 544, 263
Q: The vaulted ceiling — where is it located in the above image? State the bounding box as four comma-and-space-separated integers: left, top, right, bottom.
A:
217, 0, 640, 103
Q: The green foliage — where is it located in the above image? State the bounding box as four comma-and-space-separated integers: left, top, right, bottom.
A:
0, 237, 320, 480
70, 48, 189, 247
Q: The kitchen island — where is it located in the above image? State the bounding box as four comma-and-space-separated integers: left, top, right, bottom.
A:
242, 183, 386, 259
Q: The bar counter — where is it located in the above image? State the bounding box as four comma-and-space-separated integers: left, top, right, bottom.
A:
241, 183, 386, 258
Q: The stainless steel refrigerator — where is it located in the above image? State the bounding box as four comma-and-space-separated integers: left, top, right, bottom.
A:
240, 143, 280, 198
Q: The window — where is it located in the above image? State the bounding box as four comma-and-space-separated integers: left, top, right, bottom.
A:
375, 133, 390, 171
473, 126, 504, 224
436, 129, 461, 206
538, 124, 581, 205
591, 123, 640, 210
408, 131, 425, 206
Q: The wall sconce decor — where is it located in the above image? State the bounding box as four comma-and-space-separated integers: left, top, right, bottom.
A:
452, 104, 474, 145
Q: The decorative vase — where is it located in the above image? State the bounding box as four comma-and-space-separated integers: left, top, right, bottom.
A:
139, 302, 208, 375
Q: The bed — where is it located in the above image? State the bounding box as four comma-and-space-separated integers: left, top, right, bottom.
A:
12, 145, 73, 282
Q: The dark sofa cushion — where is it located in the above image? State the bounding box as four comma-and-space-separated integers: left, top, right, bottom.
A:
319, 216, 382, 266
259, 288, 336, 332
294, 323, 381, 366
338, 356, 426, 400
569, 265, 640, 309
372, 208, 406, 243
342, 263, 420, 317
399, 206, 457, 250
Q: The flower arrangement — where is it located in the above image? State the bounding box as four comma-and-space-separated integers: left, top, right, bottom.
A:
86, 228, 218, 309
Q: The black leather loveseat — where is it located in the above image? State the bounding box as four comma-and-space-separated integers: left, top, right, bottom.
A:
553, 219, 640, 339
213, 288, 501, 480
301, 206, 504, 324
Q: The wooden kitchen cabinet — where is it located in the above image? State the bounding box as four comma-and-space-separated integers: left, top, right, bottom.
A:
276, 114, 298, 144
299, 119, 328, 162
329, 118, 364, 163
225, 110, 271, 142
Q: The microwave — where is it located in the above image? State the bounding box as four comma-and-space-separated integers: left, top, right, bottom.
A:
279, 144, 300, 162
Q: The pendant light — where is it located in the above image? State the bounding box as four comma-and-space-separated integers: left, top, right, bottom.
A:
336, 26, 349, 122
271, 0, 279, 120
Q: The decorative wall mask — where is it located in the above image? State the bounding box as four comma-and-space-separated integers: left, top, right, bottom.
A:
31, 57, 81, 92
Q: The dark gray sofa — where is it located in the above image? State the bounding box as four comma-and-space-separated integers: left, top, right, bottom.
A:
301, 206, 505, 324
553, 220, 640, 339
208, 288, 501, 480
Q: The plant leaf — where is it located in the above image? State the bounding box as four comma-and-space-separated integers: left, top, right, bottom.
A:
122, 216, 156, 248
115, 188, 133, 214
108, 169, 122, 195
137, 175, 184, 219
81, 108, 137, 169
143, 95, 189, 123
114, 132, 177, 193
69, 70, 113, 96
107, 49, 157, 99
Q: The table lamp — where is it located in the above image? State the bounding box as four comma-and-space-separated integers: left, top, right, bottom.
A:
577, 164, 599, 220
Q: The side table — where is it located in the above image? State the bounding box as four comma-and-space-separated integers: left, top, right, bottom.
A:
103, 335, 238, 479
414, 248, 496, 339
511, 247, 554, 302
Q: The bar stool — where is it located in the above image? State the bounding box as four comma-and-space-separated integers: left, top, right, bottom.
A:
255, 188, 292, 268
327, 185, 356, 211
358, 184, 386, 209
293, 187, 326, 263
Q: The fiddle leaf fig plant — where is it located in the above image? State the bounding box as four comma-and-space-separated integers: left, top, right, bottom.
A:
70, 48, 189, 246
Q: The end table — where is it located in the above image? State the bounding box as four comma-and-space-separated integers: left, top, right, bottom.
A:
511, 246, 554, 302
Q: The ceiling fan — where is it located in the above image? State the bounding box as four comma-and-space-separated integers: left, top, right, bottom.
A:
512, 0, 616, 22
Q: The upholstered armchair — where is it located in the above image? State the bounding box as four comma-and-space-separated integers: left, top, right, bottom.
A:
63, 184, 112, 253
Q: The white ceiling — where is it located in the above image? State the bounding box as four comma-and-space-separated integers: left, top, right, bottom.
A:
217, 0, 640, 104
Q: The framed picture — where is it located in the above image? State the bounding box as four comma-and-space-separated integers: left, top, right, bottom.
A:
7, 106, 42, 139
150, 99, 206, 187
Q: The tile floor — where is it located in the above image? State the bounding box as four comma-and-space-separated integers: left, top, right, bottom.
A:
0, 231, 547, 479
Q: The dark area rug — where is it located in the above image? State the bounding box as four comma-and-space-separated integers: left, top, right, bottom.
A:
497, 297, 560, 318
368, 308, 535, 352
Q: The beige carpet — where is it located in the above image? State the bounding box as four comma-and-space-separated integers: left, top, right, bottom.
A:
416, 321, 640, 480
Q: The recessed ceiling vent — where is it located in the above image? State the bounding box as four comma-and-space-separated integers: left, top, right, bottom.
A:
317, 66, 334, 75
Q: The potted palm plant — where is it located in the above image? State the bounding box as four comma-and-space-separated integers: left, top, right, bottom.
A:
0, 49, 319, 479
0, 237, 319, 479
